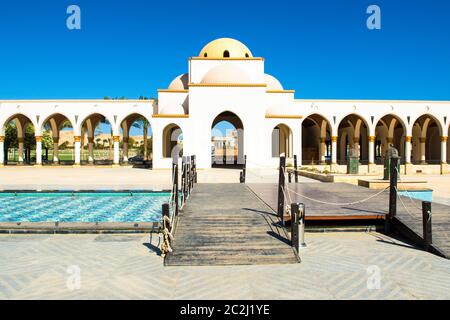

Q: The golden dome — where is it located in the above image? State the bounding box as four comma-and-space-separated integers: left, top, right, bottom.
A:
199, 38, 253, 59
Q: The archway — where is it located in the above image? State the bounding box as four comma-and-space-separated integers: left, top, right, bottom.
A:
1, 114, 36, 165
41, 114, 74, 165
301, 114, 332, 164
374, 115, 406, 164
411, 114, 442, 164
337, 114, 369, 165
80, 114, 113, 165
272, 124, 293, 158
162, 124, 183, 159
211, 111, 244, 168
120, 114, 153, 165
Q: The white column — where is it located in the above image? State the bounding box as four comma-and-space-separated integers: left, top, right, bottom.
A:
53, 137, 59, 163
113, 136, 120, 165
368, 136, 375, 165
320, 137, 326, 164
331, 136, 337, 164
88, 137, 94, 163
74, 136, 81, 166
18, 138, 24, 163
123, 137, 129, 163
35, 136, 42, 165
0, 136, 4, 166
405, 136, 412, 164
441, 136, 448, 164
420, 137, 426, 164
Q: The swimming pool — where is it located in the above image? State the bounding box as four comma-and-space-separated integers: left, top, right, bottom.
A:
398, 190, 433, 203
0, 191, 170, 223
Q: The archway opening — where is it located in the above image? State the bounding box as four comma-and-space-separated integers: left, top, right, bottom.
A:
120, 114, 153, 166
337, 114, 369, 165
412, 115, 442, 164
301, 114, 332, 165
163, 124, 183, 159
2, 114, 36, 165
211, 111, 244, 168
272, 124, 293, 158
81, 114, 113, 165
41, 114, 74, 165
374, 115, 406, 164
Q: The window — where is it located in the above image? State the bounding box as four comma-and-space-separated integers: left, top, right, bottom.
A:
245, 53, 249, 58
204, 53, 207, 57
223, 50, 230, 58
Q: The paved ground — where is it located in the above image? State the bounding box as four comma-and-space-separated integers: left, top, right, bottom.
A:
1, 232, 449, 299
0, 166, 316, 190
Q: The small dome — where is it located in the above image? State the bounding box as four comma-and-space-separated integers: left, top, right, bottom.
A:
168, 73, 188, 90
201, 65, 252, 84
265, 74, 283, 90
160, 104, 186, 115
199, 38, 253, 59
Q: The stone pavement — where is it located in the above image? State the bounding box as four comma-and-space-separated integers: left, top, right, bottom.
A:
1, 232, 449, 299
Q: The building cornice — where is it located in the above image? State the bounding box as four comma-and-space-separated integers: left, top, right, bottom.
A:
189, 83, 267, 88
157, 90, 189, 93
0, 99, 155, 103
265, 115, 303, 119
267, 90, 295, 94
152, 114, 189, 119
294, 99, 450, 103
190, 57, 264, 61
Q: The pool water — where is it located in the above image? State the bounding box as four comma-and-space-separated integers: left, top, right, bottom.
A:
398, 190, 433, 203
0, 192, 170, 223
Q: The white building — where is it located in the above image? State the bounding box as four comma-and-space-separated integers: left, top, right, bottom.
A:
1, 38, 449, 174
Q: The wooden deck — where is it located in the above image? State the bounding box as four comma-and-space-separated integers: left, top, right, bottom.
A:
248, 182, 450, 259
165, 184, 299, 266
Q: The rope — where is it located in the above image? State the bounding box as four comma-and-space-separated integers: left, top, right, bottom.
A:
285, 185, 390, 206
394, 167, 424, 211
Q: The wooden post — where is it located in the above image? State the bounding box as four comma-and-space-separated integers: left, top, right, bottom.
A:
288, 171, 292, 183
422, 201, 432, 251
240, 155, 247, 183
181, 157, 186, 205
277, 156, 286, 220
193, 155, 197, 183
162, 203, 170, 231
294, 155, 298, 183
190, 156, 195, 190
291, 203, 299, 252
174, 162, 179, 216
386, 155, 399, 233
299, 203, 306, 248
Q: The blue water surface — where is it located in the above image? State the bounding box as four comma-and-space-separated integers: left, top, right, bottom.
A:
0, 192, 170, 222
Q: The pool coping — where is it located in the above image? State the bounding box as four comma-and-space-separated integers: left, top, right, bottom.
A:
0, 222, 162, 234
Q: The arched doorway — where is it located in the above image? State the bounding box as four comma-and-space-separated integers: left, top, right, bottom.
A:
80, 114, 113, 165
41, 114, 74, 165
272, 124, 293, 158
120, 114, 152, 165
301, 114, 332, 165
162, 124, 183, 160
412, 115, 442, 164
374, 115, 406, 164
1, 114, 36, 165
337, 114, 369, 165
211, 111, 244, 168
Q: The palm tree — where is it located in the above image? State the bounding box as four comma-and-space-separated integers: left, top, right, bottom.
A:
132, 118, 151, 161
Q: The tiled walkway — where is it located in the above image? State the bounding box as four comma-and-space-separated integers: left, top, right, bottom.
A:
1, 232, 449, 299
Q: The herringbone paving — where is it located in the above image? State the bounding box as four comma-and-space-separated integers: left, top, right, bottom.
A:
1, 232, 450, 299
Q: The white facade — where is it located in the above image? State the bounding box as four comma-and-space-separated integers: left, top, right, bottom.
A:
1, 38, 449, 173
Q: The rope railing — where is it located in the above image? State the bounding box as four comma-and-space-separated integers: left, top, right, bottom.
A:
161, 155, 197, 258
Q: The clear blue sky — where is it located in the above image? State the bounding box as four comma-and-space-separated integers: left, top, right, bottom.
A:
0, 0, 449, 102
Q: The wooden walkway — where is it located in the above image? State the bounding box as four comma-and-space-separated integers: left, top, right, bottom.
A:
248, 183, 450, 259
165, 184, 299, 266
